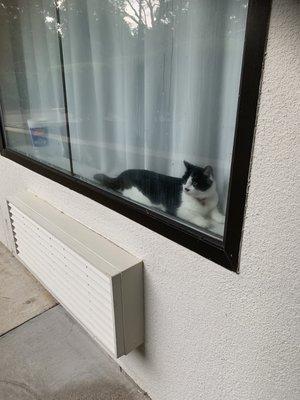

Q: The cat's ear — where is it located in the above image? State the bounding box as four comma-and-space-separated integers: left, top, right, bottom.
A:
183, 160, 192, 170
203, 165, 214, 178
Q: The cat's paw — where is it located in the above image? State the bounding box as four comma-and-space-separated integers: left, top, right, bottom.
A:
211, 209, 225, 224
194, 217, 210, 228
215, 214, 225, 224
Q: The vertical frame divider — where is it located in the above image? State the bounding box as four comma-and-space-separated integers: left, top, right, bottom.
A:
0, 99, 5, 151
55, 3, 74, 176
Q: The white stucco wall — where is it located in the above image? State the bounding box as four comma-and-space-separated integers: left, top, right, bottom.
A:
0, 1, 299, 399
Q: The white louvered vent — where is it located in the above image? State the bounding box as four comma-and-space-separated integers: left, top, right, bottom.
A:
7, 192, 143, 358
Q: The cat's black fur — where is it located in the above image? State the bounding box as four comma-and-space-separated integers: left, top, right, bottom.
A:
94, 161, 214, 215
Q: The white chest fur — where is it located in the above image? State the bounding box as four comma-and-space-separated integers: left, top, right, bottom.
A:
176, 192, 218, 228
178, 192, 215, 216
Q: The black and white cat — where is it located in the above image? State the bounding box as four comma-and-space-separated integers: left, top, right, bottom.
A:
94, 161, 225, 228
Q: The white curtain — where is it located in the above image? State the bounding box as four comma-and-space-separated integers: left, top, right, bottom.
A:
61, 0, 248, 208
0, 0, 248, 209
0, 0, 69, 168
0, 1, 65, 126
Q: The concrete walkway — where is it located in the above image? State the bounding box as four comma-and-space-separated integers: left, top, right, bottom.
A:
0, 243, 148, 400
0, 242, 57, 336
0, 305, 148, 400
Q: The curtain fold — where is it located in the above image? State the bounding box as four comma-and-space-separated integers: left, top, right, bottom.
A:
0, 0, 249, 210
61, 0, 248, 208
0, 0, 70, 171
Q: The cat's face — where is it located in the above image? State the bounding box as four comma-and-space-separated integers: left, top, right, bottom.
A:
182, 161, 215, 199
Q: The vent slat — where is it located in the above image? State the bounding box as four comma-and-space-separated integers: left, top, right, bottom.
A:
10, 205, 112, 282
16, 240, 115, 327
11, 214, 111, 285
18, 248, 116, 350
19, 259, 115, 352
14, 228, 113, 309
8, 193, 143, 357
17, 245, 114, 329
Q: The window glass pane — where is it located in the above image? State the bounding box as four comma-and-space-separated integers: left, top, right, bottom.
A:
60, 0, 248, 238
0, 0, 71, 172
0, 0, 249, 239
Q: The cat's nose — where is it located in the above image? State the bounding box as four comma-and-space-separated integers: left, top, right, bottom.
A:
185, 188, 190, 192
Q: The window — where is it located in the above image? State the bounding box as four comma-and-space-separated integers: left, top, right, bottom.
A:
0, 1, 271, 271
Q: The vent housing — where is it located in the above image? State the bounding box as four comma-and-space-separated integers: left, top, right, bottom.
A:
8, 191, 143, 358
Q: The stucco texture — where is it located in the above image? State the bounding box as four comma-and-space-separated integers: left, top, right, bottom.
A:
0, 1, 299, 399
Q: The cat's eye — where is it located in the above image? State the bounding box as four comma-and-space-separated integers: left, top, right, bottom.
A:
0, 0, 271, 271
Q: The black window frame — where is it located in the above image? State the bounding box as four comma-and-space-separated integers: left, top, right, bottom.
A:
0, 0, 272, 272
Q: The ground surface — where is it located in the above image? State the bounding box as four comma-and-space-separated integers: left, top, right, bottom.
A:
0, 242, 57, 336
0, 243, 148, 400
